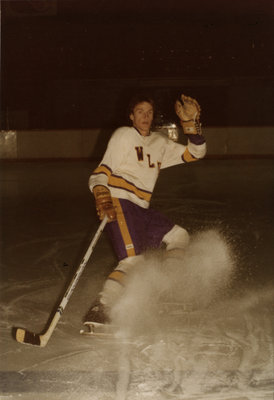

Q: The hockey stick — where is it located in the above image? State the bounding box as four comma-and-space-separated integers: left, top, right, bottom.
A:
14, 216, 108, 347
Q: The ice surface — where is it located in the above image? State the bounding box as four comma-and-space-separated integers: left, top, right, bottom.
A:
0, 160, 273, 399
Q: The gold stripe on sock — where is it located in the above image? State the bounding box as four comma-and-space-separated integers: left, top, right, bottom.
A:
108, 269, 126, 286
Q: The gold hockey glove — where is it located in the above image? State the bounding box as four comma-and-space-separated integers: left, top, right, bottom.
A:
93, 185, 116, 221
175, 94, 202, 135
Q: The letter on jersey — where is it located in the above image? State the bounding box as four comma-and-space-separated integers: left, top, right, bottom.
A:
135, 147, 144, 161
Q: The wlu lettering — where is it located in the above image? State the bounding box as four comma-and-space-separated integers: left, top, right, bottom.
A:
135, 146, 158, 168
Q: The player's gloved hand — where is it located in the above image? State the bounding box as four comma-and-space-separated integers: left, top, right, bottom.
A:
93, 185, 116, 222
175, 94, 202, 135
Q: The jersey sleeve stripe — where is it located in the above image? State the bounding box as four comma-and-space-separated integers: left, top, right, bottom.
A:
92, 164, 112, 177
182, 148, 198, 163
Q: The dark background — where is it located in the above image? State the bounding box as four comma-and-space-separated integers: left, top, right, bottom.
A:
1, 0, 274, 130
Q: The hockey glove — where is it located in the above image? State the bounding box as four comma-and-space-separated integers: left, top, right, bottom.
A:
175, 94, 202, 135
93, 185, 116, 221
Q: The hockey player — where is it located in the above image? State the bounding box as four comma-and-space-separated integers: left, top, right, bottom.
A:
84, 94, 206, 325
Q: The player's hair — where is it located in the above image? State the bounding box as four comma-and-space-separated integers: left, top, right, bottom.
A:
128, 94, 155, 116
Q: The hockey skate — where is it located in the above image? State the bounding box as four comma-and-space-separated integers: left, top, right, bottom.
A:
80, 302, 115, 336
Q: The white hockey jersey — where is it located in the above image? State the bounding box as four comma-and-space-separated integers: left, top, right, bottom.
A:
89, 126, 206, 208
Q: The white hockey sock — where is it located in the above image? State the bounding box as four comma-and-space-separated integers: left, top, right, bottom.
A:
100, 254, 144, 308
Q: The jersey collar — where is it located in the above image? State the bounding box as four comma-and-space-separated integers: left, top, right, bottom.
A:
133, 127, 151, 137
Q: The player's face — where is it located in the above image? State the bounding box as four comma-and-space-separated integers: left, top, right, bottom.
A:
130, 102, 154, 136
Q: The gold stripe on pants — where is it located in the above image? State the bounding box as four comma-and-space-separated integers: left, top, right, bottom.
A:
112, 198, 136, 258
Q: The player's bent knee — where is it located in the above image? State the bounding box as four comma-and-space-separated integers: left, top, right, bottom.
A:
162, 225, 189, 250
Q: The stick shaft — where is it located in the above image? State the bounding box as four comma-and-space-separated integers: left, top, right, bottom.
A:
59, 215, 108, 310
15, 216, 108, 347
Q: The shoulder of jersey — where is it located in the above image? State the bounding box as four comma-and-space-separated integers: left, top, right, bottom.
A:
112, 126, 133, 138
151, 130, 170, 143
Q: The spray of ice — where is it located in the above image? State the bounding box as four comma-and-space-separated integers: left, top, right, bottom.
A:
109, 230, 273, 398
110, 229, 236, 398
110, 229, 235, 336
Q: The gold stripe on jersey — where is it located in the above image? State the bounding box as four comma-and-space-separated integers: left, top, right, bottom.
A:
109, 175, 152, 202
112, 198, 136, 257
182, 148, 198, 163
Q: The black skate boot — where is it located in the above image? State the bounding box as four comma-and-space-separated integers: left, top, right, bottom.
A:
84, 302, 110, 325
80, 302, 112, 335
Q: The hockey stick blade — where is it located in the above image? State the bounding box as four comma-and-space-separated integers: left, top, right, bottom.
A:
13, 216, 108, 348
13, 327, 46, 347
